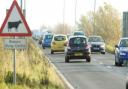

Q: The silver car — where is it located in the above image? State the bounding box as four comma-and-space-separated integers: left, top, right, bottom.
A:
88, 36, 105, 54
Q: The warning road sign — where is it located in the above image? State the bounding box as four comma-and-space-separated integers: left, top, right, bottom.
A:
0, 0, 32, 36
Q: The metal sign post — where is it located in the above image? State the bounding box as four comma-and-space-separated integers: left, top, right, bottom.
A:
13, 44, 16, 84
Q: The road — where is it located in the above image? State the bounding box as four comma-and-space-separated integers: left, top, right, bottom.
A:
38, 44, 127, 89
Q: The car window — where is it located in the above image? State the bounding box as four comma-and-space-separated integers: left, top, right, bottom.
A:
69, 37, 87, 47
119, 39, 128, 47
45, 35, 53, 39
88, 37, 103, 42
54, 36, 66, 41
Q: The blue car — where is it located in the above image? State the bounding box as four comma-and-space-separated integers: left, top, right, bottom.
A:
42, 34, 53, 49
115, 38, 128, 66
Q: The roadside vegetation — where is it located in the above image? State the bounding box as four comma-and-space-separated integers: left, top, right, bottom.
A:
78, 3, 121, 53
0, 38, 65, 89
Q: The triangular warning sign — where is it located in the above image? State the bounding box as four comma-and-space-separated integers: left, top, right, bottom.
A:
0, 0, 32, 36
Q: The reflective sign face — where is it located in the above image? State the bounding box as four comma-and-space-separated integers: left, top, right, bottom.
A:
0, 0, 32, 36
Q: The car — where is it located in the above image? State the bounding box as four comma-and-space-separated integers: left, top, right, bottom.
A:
88, 36, 105, 54
42, 34, 53, 49
65, 36, 91, 62
73, 31, 85, 36
51, 34, 68, 54
38, 36, 43, 45
115, 38, 128, 66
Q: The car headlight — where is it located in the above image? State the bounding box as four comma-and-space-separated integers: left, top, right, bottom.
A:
120, 52, 126, 56
100, 44, 105, 48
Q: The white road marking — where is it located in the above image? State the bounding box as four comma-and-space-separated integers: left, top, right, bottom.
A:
106, 66, 113, 69
99, 62, 103, 65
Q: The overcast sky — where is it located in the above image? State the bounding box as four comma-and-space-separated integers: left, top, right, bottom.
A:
0, 0, 128, 30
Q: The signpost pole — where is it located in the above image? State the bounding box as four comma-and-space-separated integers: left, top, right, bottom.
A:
13, 45, 16, 84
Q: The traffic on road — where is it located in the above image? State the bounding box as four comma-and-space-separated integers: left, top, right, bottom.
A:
33, 31, 128, 89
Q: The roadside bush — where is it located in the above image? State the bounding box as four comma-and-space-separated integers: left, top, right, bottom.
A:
106, 45, 115, 54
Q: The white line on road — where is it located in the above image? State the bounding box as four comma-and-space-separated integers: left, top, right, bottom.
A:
45, 56, 74, 89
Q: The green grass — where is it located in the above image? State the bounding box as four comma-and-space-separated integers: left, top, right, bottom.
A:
0, 38, 65, 89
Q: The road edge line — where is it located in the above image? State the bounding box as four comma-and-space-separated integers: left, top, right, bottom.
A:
45, 56, 74, 89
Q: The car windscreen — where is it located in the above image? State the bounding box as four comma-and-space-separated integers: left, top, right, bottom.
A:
45, 35, 53, 39
54, 36, 66, 41
69, 37, 87, 47
119, 39, 128, 47
88, 37, 103, 42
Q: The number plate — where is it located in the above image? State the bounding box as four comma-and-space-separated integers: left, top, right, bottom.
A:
74, 53, 83, 56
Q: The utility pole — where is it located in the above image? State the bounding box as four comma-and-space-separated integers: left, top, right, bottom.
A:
21, 0, 22, 11
93, 0, 96, 35
24, 0, 26, 18
75, 0, 77, 30
63, 0, 65, 34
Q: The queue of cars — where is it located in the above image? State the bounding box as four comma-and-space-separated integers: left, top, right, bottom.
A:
39, 31, 107, 63
38, 31, 128, 89
39, 31, 128, 66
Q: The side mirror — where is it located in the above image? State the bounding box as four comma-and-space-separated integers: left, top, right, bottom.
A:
115, 45, 118, 48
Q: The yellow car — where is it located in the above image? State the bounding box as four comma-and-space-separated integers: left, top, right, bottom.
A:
51, 34, 68, 54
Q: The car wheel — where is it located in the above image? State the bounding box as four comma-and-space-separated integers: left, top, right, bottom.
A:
115, 61, 119, 66
43, 46, 45, 49
118, 62, 122, 67
51, 50, 54, 54
115, 55, 122, 67
126, 81, 128, 89
86, 56, 91, 62
101, 52, 105, 54
65, 56, 69, 63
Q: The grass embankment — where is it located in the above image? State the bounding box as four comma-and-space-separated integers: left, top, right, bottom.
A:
0, 38, 65, 89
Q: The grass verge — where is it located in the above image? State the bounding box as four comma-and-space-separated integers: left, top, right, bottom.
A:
0, 38, 65, 89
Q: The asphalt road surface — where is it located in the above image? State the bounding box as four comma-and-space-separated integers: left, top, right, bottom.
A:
37, 43, 127, 89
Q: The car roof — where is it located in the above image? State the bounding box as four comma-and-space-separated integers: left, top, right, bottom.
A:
120, 37, 128, 40
89, 36, 102, 38
44, 33, 53, 36
54, 34, 67, 37
69, 35, 87, 39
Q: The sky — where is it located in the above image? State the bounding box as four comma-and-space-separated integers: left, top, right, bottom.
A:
0, 0, 128, 30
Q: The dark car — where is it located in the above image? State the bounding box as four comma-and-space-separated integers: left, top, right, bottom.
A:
115, 38, 128, 66
88, 36, 105, 54
65, 36, 91, 62
38, 36, 43, 45
42, 34, 53, 49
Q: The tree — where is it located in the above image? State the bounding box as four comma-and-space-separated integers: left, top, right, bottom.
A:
54, 23, 72, 34
95, 3, 121, 45
78, 3, 121, 46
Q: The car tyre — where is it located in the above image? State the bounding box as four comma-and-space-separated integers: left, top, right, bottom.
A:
43, 46, 45, 49
51, 50, 54, 54
65, 55, 69, 63
86, 56, 91, 62
115, 61, 119, 66
101, 52, 105, 54
115, 55, 122, 67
